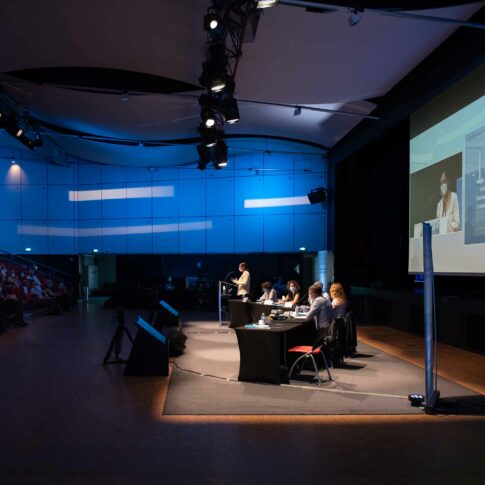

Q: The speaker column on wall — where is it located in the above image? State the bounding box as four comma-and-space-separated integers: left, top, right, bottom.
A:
124, 316, 169, 376
307, 188, 326, 204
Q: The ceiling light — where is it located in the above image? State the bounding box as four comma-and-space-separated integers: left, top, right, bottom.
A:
225, 98, 240, 124
92, 249, 99, 253
197, 143, 213, 171
294, 106, 302, 117
25, 247, 32, 252
204, 12, 221, 31
256, 0, 278, 8
211, 81, 226, 93
299, 247, 306, 252
214, 141, 228, 169
198, 124, 223, 148
201, 107, 216, 128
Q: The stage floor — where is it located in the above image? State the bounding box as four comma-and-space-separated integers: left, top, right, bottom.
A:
1, 305, 485, 483
164, 317, 479, 415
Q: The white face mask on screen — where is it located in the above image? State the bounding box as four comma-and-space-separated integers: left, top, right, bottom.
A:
440, 183, 448, 196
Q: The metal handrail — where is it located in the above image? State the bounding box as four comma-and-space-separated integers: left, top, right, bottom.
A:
0, 249, 72, 284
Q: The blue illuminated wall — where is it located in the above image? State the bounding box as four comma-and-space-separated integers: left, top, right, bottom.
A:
0, 142, 327, 254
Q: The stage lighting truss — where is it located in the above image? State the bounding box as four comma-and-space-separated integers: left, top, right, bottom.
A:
198, 1, 264, 169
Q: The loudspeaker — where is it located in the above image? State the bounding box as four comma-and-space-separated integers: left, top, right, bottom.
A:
162, 328, 187, 357
307, 188, 326, 204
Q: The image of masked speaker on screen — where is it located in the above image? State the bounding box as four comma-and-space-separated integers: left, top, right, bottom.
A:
436, 171, 460, 233
410, 152, 462, 238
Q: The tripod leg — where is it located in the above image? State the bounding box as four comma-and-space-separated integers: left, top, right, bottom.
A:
123, 327, 134, 344
114, 326, 124, 360
103, 329, 120, 364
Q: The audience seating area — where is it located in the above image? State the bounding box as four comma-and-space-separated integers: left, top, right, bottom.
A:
0, 258, 73, 334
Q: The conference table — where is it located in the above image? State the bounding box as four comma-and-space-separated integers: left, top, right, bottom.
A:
228, 299, 295, 328
235, 320, 315, 385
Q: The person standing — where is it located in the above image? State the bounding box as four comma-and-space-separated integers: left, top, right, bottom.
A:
232, 262, 250, 298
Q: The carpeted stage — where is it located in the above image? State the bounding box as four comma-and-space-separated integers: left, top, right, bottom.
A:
163, 316, 479, 415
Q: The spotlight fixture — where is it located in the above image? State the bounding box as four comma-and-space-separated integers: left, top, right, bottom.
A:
26, 137, 43, 150
299, 247, 307, 252
224, 97, 240, 124
25, 247, 32, 252
199, 44, 227, 93
92, 248, 99, 253
204, 11, 222, 32
348, 8, 362, 27
197, 143, 214, 171
10, 157, 16, 165
213, 140, 228, 169
294, 106, 302, 117
198, 124, 223, 148
201, 107, 216, 128
256, 0, 278, 8
16, 127, 23, 137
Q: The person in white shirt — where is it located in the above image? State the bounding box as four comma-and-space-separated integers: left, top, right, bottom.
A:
436, 171, 460, 232
258, 281, 278, 303
232, 262, 250, 297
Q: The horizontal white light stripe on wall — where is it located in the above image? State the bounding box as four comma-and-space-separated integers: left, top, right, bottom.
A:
244, 195, 310, 209
68, 185, 174, 202
18, 221, 212, 237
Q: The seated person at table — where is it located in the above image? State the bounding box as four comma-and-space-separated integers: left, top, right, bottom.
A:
329, 282, 348, 318
258, 281, 278, 303
281, 280, 301, 306
306, 285, 334, 330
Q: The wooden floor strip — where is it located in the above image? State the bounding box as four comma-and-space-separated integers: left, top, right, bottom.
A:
358, 325, 485, 395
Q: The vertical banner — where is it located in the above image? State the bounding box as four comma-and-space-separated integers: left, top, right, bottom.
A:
422, 222, 439, 411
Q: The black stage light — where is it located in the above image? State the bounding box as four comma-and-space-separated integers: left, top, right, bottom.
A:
27, 137, 43, 150
224, 97, 239, 124
204, 11, 222, 32
198, 124, 222, 148
199, 44, 227, 93
307, 188, 326, 204
201, 107, 216, 128
197, 143, 213, 171
213, 140, 228, 169
256, 0, 278, 8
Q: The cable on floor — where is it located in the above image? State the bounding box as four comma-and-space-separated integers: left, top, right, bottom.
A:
170, 361, 409, 400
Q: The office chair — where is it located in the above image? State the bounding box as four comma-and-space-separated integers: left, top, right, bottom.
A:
288, 327, 333, 385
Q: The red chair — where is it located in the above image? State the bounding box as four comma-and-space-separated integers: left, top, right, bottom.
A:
288, 329, 333, 385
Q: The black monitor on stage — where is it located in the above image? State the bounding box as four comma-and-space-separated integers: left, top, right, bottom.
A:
124, 316, 169, 376
149, 299, 180, 331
